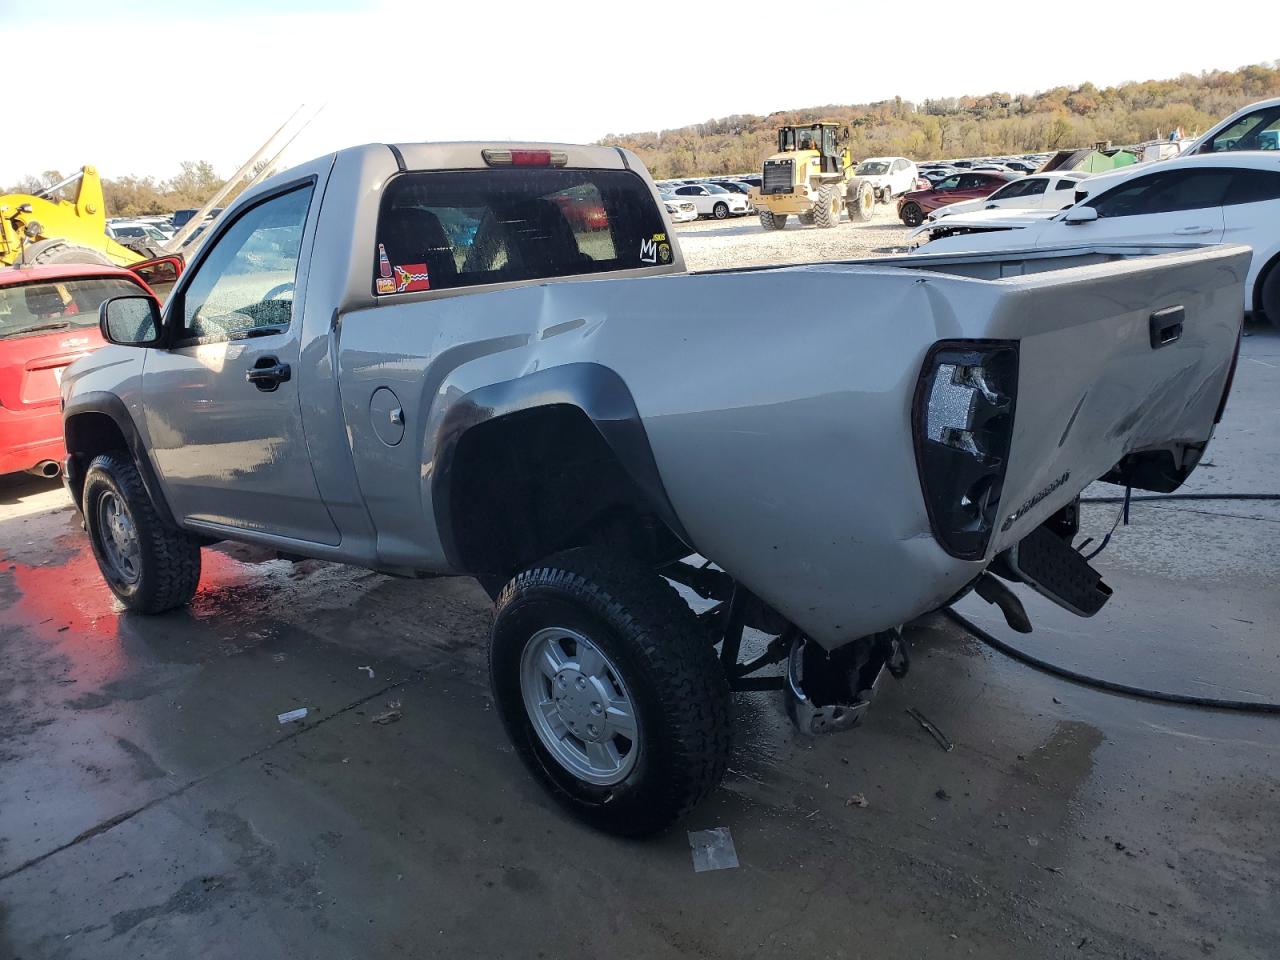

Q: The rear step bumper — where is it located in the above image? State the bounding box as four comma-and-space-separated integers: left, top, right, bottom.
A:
1006, 525, 1113, 617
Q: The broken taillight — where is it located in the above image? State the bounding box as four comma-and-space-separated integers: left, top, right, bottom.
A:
912, 340, 1019, 560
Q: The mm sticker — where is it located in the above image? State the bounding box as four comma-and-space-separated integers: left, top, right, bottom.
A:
375, 276, 396, 295
640, 232, 670, 265
394, 263, 430, 293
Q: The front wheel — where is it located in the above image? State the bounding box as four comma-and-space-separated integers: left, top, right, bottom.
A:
490, 549, 730, 837
814, 184, 842, 228
900, 202, 924, 227
712, 201, 729, 220
1260, 264, 1280, 332
83, 453, 202, 613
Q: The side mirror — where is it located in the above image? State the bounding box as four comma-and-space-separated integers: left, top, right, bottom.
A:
130, 255, 183, 288
129, 254, 183, 304
100, 295, 162, 347
1063, 206, 1099, 225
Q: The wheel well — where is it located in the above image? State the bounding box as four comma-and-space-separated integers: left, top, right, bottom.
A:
445, 405, 687, 586
63, 412, 128, 505
1254, 251, 1280, 319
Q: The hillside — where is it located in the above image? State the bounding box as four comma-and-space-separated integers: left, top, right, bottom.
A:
601, 63, 1280, 178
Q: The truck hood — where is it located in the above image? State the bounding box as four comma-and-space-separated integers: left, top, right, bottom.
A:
908, 208, 1058, 240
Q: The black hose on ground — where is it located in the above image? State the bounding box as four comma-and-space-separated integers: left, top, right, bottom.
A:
1082, 493, 1280, 503
944, 491, 1280, 715
944, 608, 1280, 714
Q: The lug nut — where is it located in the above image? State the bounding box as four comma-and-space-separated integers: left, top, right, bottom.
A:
591, 702, 602, 714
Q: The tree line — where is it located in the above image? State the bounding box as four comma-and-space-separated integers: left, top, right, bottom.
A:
4, 160, 263, 218
601, 63, 1280, 178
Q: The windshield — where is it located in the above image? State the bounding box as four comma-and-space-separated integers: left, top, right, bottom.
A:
1200, 105, 1280, 153
0, 276, 140, 340
857, 161, 890, 176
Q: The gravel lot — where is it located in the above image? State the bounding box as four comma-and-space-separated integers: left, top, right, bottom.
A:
677, 202, 916, 270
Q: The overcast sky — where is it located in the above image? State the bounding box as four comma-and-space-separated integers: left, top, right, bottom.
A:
2, 0, 1274, 184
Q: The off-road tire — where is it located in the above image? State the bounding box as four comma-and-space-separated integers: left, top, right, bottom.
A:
797, 210, 816, 226
490, 548, 731, 837
900, 202, 925, 227
83, 453, 201, 613
759, 210, 788, 230
847, 181, 875, 222
814, 184, 841, 228
1260, 261, 1280, 332
712, 201, 729, 220
21, 239, 113, 266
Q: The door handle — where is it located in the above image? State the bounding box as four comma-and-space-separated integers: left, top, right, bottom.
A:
1174, 225, 1213, 235
246, 357, 291, 391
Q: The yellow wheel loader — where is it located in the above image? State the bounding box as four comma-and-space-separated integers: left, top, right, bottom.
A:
1, 166, 151, 268
750, 121, 875, 230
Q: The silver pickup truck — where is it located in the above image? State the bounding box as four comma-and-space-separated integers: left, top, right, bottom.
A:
61, 141, 1248, 836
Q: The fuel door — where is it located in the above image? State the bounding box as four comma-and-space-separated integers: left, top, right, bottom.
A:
369, 387, 405, 446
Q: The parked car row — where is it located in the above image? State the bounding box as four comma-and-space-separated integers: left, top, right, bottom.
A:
655, 179, 752, 220
913, 151, 1280, 330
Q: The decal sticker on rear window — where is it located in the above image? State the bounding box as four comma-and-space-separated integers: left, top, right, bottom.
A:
394, 263, 430, 293
376, 277, 396, 295
640, 232, 670, 265
378, 243, 392, 279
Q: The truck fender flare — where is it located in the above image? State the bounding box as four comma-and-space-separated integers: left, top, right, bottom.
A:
62, 391, 178, 528
431, 362, 692, 565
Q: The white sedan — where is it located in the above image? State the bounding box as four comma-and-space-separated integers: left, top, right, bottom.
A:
920, 171, 1091, 229
917, 152, 1280, 327
667, 183, 752, 219
854, 157, 918, 202
662, 196, 699, 223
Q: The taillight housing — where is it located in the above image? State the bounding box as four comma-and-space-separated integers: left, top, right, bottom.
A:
912, 340, 1019, 559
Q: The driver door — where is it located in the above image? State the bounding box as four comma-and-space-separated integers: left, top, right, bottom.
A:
141, 181, 339, 545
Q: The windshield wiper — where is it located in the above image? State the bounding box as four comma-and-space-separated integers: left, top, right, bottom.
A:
11, 321, 71, 336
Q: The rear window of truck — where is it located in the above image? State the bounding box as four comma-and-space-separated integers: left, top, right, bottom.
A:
373, 168, 670, 294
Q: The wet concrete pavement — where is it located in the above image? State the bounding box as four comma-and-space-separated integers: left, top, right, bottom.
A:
1, 326, 1277, 959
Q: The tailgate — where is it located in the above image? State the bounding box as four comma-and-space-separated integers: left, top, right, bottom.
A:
986, 244, 1250, 554
0, 334, 98, 410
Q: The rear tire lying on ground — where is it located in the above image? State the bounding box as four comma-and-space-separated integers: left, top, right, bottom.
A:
758, 210, 788, 230
900, 202, 925, 227
490, 548, 731, 837
82, 453, 202, 613
814, 184, 841, 228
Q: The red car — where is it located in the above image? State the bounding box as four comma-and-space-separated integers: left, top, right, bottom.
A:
897, 172, 1015, 227
0, 259, 175, 478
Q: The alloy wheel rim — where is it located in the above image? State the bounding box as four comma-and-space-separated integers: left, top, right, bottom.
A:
519, 627, 640, 786
97, 491, 141, 585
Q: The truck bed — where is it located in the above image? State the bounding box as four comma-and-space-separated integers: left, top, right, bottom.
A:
336, 242, 1250, 648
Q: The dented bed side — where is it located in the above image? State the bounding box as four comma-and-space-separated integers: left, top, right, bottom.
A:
329, 243, 1250, 648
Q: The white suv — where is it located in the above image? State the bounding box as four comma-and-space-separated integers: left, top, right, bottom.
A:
854, 157, 918, 202
668, 183, 752, 219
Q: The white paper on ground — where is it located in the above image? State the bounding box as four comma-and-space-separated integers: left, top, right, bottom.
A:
688, 827, 739, 872
277, 707, 308, 724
